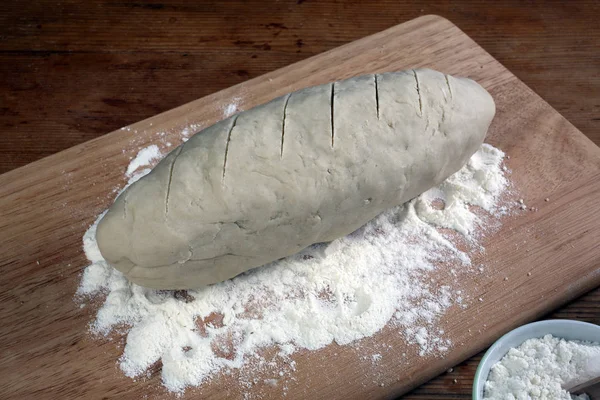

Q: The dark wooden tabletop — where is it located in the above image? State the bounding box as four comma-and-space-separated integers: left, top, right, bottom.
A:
1, 1, 598, 398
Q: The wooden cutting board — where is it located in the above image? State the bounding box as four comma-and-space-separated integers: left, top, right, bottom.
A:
1, 15, 599, 399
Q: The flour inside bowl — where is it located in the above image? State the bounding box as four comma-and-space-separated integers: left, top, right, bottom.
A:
484, 334, 600, 400
77, 140, 514, 394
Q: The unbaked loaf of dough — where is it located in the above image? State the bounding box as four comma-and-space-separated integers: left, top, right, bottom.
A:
96, 69, 495, 289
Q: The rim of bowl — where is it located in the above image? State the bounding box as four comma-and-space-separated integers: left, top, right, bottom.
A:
472, 319, 600, 400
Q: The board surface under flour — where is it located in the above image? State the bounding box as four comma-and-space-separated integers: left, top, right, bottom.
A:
76, 133, 516, 394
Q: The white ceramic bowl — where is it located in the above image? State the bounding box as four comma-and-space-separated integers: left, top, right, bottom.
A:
472, 319, 600, 399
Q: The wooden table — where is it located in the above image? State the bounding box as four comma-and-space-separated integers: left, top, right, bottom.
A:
1, 1, 598, 398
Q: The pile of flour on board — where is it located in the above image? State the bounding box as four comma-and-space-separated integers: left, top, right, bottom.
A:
484, 334, 600, 400
77, 139, 514, 394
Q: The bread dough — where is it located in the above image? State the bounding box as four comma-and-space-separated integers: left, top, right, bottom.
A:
96, 69, 495, 289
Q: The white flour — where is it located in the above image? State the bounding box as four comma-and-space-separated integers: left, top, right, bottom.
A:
484, 334, 600, 400
77, 142, 512, 394
125, 145, 162, 177
222, 97, 241, 118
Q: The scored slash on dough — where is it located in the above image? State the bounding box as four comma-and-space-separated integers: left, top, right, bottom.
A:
444, 74, 453, 100
374, 74, 380, 120
165, 146, 184, 215
330, 82, 335, 147
281, 93, 292, 158
222, 115, 239, 179
412, 69, 423, 116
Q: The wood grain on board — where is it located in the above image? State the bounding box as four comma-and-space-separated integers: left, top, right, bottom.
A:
0, 14, 599, 400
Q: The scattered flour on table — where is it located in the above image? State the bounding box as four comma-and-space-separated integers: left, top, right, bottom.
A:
125, 145, 162, 177
180, 124, 203, 142
77, 143, 512, 394
484, 334, 600, 400
223, 97, 241, 118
